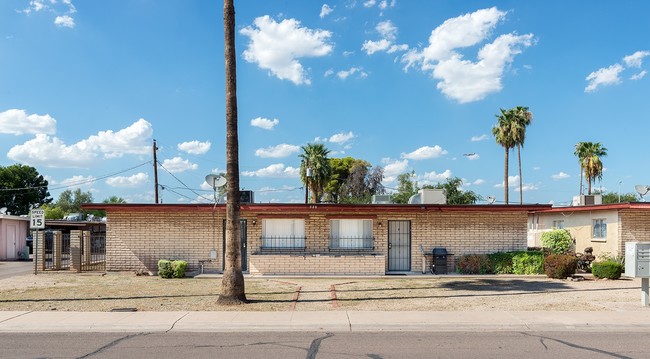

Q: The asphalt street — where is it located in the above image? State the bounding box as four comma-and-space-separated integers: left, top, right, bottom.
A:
0, 331, 646, 359
0, 261, 33, 280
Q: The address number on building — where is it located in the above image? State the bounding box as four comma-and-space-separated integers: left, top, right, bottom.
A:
30, 209, 45, 229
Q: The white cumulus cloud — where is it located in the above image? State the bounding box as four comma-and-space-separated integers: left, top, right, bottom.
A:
631, 70, 647, 81
473, 179, 485, 185
362, 20, 408, 55
494, 175, 519, 188
585, 64, 624, 92
401, 7, 533, 103
381, 158, 409, 183
7, 119, 152, 168
465, 154, 480, 160
54, 15, 74, 28
0, 109, 56, 135
471, 134, 489, 142
320, 4, 333, 18
255, 144, 300, 158
241, 163, 300, 178
329, 131, 355, 144
251, 117, 279, 130
177, 140, 211, 155
421, 169, 452, 182
240, 16, 333, 85
337, 67, 368, 80
106, 173, 149, 188
551, 172, 570, 180
401, 145, 448, 160
623, 50, 650, 68
161, 157, 198, 173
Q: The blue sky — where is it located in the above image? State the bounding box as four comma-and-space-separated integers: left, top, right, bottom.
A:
1, 1, 649, 206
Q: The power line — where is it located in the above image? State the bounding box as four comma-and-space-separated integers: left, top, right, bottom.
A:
157, 161, 213, 202
0, 161, 152, 193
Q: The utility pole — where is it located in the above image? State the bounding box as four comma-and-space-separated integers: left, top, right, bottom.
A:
153, 139, 159, 204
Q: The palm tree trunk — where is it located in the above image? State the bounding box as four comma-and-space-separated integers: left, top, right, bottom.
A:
218, 0, 247, 305
517, 145, 523, 205
579, 166, 583, 195
504, 147, 509, 205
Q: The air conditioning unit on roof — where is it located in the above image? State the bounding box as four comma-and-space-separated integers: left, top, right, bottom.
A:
572, 194, 602, 206
371, 194, 392, 204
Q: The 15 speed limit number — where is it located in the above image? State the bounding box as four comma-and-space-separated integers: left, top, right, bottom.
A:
30, 209, 45, 229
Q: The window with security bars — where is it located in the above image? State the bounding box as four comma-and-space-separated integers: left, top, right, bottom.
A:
592, 219, 607, 239
329, 219, 373, 249
261, 219, 305, 248
552, 220, 565, 229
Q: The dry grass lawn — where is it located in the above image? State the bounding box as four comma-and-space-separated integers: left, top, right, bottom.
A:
0, 272, 644, 312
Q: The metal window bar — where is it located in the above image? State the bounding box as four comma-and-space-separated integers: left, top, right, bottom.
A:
82, 233, 106, 271
261, 236, 306, 249
329, 236, 374, 250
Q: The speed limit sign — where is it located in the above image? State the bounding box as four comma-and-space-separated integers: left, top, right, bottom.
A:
30, 209, 45, 229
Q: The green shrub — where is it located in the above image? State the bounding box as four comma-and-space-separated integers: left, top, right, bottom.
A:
487, 252, 515, 274
512, 251, 545, 275
172, 260, 188, 278
456, 254, 492, 274
541, 229, 574, 254
158, 260, 174, 278
599, 252, 625, 267
592, 261, 623, 279
158, 259, 188, 278
544, 254, 577, 279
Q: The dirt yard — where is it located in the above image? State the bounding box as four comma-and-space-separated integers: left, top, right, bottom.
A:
0, 271, 645, 312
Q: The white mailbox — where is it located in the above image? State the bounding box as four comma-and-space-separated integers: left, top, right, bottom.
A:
625, 242, 650, 277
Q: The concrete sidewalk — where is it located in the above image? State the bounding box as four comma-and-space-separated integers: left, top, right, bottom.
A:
1, 310, 650, 333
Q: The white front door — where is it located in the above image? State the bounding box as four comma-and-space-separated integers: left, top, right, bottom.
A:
6, 225, 17, 260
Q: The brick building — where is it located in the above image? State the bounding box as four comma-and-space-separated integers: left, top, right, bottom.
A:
84, 203, 550, 275
528, 203, 650, 259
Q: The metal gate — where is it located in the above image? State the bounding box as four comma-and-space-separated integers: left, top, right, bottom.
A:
81, 232, 106, 271
388, 220, 411, 272
222, 219, 248, 272
43, 231, 71, 270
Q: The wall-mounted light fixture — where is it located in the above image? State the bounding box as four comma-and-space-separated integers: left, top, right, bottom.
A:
252, 219, 257, 226
378, 221, 383, 227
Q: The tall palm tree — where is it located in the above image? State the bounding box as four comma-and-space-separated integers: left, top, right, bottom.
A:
218, 0, 246, 305
299, 143, 331, 203
511, 106, 533, 205
492, 108, 516, 204
577, 142, 607, 195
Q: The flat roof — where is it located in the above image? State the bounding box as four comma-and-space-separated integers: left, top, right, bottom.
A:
531, 202, 650, 213
83, 202, 552, 213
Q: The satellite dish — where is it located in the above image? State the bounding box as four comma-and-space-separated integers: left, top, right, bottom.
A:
635, 185, 650, 201
486, 196, 496, 204
0, 207, 7, 214
205, 174, 226, 190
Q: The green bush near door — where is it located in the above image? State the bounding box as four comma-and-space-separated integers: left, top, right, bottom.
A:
157, 259, 188, 278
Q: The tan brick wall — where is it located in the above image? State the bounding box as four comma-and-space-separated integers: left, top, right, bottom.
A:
106, 208, 528, 275
620, 210, 650, 255
249, 254, 385, 275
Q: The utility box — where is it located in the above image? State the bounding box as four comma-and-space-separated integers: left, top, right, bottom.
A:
625, 242, 650, 277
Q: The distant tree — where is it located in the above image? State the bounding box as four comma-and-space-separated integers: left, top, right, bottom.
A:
392, 171, 418, 204
0, 164, 52, 215
324, 157, 385, 203
103, 196, 127, 204
43, 203, 65, 220
422, 177, 481, 204
299, 143, 331, 203
597, 192, 640, 204
575, 142, 607, 195
324, 157, 357, 203
56, 189, 94, 215
492, 109, 516, 204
